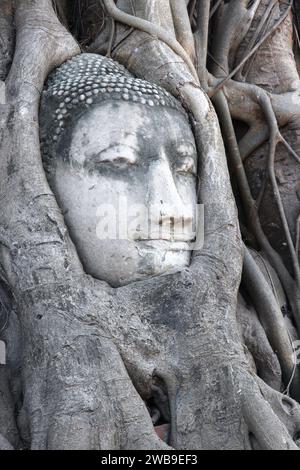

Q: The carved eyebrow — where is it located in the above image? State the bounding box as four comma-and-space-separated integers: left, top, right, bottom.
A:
87, 142, 139, 155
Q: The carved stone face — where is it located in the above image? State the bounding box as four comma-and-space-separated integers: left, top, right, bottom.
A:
49, 100, 198, 286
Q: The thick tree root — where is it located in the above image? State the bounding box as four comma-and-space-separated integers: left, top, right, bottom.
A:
0, 0, 14, 80
243, 372, 299, 450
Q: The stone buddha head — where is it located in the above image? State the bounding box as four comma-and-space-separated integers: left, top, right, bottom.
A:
40, 54, 198, 287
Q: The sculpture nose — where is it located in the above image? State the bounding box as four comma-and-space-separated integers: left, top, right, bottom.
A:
147, 159, 194, 239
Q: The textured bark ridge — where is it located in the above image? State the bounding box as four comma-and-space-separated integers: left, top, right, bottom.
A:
1, 0, 300, 450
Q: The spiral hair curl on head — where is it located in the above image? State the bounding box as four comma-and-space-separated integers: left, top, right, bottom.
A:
40, 53, 187, 168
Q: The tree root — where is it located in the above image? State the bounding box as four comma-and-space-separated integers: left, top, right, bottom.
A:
242, 247, 300, 398
210, 0, 260, 79
0, 0, 14, 81
0, 434, 13, 450
212, 89, 300, 338
170, 0, 195, 61
242, 373, 299, 449
258, 92, 300, 287
253, 376, 300, 448
0, 304, 22, 448
193, 0, 210, 84
211, 0, 293, 96
2, 0, 300, 451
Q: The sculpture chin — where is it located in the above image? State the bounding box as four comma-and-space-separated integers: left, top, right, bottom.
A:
76, 238, 192, 287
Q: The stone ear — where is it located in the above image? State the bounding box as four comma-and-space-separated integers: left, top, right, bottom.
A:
0, 341, 5, 365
